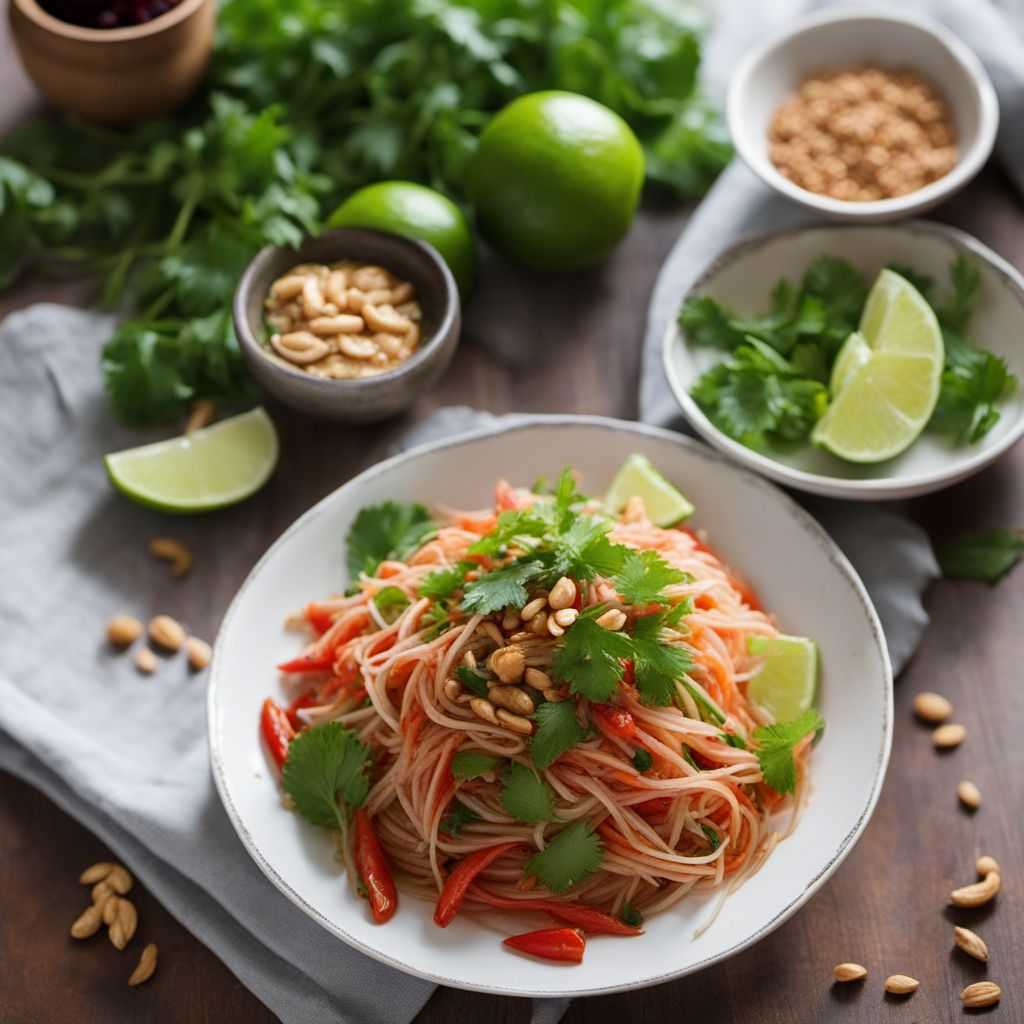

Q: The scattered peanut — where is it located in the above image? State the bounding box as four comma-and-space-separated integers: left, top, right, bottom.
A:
547, 616, 565, 638
148, 615, 185, 652
106, 865, 134, 895
443, 678, 462, 702
128, 943, 159, 986
548, 576, 577, 611
148, 537, 192, 579
976, 855, 1000, 876
502, 613, 521, 632
953, 926, 988, 962
595, 608, 627, 631
884, 974, 919, 996
524, 667, 554, 691
70, 904, 104, 939
489, 645, 526, 684
553, 608, 579, 628
185, 636, 212, 671
962, 982, 1001, 1009
496, 708, 534, 735
107, 615, 144, 647
520, 597, 547, 622
832, 963, 867, 982
933, 723, 965, 749
108, 898, 138, 951
950, 858, 1000, 908
912, 691, 952, 723
488, 685, 535, 716
469, 697, 499, 725
481, 621, 505, 647
79, 862, 114, 885
957, 780, 982, 810
92, 880, 115, 905
134, 647, 157, 675
102, 894, 120, 925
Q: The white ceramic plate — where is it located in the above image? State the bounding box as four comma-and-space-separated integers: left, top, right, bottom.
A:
208, 416, 892, 997
664, 222, 1024, 501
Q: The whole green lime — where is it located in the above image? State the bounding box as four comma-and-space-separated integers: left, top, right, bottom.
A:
468, 91, 645, 273
328, 181, 477, 296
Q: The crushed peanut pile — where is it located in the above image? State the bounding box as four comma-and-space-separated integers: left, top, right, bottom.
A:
264, 260, 423, 380
768, 65, 958, 201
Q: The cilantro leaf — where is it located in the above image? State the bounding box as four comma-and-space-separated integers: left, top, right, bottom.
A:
373, 586, 409, 623
525, 821, 603, 894
500, 761, 560, 823
632, 748, 653, 772
532, 700, 587, 773
440, 800, 481, 837
678, 295, 746, 350
346, 502, 436, 580
753, 709, 824, 794
545, 514, 626, 583
613, 548, 686, 606
630, 611, 693, 706
451, 751, 502, 781
620, 901, 643, 927
282, 723, 371, 830
454, 665, 490, 698
420, 601, 452, 640
419, 560, 473, 601
468, 509, 547, 557
939, 528, 1024, 583
461, 559, 544, 615
552, 607, 632, 703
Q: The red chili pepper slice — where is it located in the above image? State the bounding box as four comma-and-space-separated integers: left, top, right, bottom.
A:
591, 702, 637, 741
470, 887, 642, 936
285, 691, 317, 730
434, 842, 520, 928
354, 809, 397, 924
276, 651, 334, 674
503, 927, 585, 963
260, 698, 294, 770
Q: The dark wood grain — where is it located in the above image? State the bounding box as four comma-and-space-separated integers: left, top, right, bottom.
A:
2, 24, 1023, 1024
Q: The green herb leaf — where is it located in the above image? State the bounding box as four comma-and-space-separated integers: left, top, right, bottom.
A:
632, 748, 653, 772
454, 665, 490, 698
461, 559, 544, 615
939, 528, 1024, 583
347, 502, 436, 580
500, 761, 560, 823
440, 800, 481, 837
524, 821, 603, 894
451, 751, 502, 781
701, 823, 720, 851
373, 586, 409, 623
721, 731, 748, 750
753, 708, 825, 795
630, 610, 693, 706
419, 560, 473, 601
282, 722, 371, 830
532, 700, 587, 773
620, 901, 643, 927
613, 548, 687, 607
552, 606, 633, 703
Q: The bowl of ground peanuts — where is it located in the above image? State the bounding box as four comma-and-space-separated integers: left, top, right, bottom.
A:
727, 6, 998, 222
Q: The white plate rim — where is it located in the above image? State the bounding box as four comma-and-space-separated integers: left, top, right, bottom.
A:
662, 220, 1024, 501
207, 414, 893, 997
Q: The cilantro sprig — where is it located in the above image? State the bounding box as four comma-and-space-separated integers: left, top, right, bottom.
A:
753, 709, 824, 794
347, 502, 436, 579
552, 606, 633, 703
525, 821, 603, 894
282, 722, 371, 830
531, 700, 587, 773
500, 762, 560, 823
451, 751, 501, 781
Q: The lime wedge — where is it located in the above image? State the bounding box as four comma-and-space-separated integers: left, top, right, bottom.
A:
105, 407, 279, 513
812, 270, 942, 462
829, 330, 871, 396
747, 634, 818, 722
604, 453, 694, 526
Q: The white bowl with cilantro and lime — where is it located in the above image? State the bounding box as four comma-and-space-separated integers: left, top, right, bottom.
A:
663, 222, 1024, 500
208, 417, 891, 998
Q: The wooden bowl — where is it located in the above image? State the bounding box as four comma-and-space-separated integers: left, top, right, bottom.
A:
8, 0, 214, 127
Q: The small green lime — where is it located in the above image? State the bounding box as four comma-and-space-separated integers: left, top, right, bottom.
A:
747, 634, 819, 722
328, 180, 477, 296
104, 407, 279, 513
604, 453, 694, 526
468, 91, 645, 272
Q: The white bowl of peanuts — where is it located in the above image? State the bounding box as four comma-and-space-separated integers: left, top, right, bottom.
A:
233, 227, 460, 422
727, 6, 998, 221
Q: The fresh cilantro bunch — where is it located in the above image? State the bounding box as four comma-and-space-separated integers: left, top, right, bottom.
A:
685, 255, 1015, 451
0, 0, 728, 425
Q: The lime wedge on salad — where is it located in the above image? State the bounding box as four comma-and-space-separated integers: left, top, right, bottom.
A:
812, 269, 943, 463
605, 453, 694, 526
747, 634, 818, 722
105, 407, 279, 513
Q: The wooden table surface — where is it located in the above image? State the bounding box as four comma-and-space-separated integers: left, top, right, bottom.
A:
2, 25, 1023, 1024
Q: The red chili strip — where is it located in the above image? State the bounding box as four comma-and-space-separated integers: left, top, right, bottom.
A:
354, 809, 397, 924
434, 842, 520, 928
260, 698, 294, 770
503, 927, 585, 963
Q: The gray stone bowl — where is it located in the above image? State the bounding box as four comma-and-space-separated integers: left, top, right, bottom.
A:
233, 227, 460, 423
